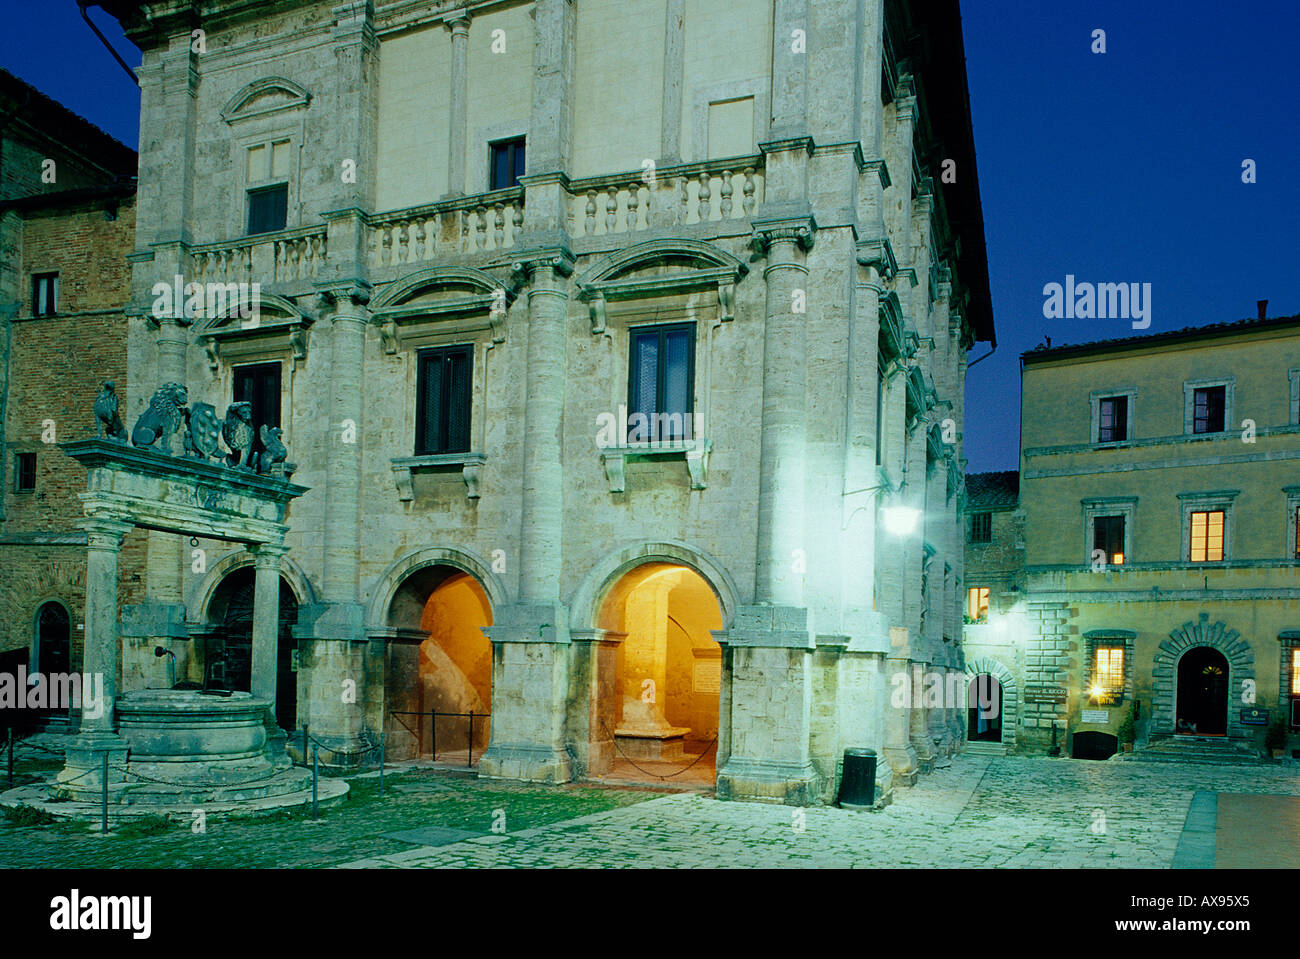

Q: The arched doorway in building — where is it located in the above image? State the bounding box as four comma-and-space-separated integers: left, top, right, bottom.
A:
1176, 646, 1229, 736
384, 564, 493, 763
207, 569, 300, 730
967, 674, 1002, 742
595, 562, 723, 784
34, 601, 71, 722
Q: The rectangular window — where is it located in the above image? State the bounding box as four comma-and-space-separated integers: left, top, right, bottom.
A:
233, 362, 282, 462
1094, 647, 1124, 703
1295, 506, 1300, 560
1093, 515, 1126, 565
415, 345, 473, 455
247, 184, 288, 236
628, 323, 694, 443
1189, 509, 1225, 562
15, 452, 36, 492
1193, 386, 1226, 434
32, 273, 57, 317
1291, 648, 1300, 697
1097, 395, 1128, 442
489, 137, 526, 190
965, 587, 989, 622
970, 512, 992, 544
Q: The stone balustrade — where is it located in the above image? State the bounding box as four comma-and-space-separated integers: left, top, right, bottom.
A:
569, 158, 764, 238
188, 225, 329, 288
367, 188, 526, 271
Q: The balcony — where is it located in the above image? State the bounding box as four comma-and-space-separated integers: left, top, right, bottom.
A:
180, 156, 766, 292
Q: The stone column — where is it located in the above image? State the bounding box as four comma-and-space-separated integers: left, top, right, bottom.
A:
882, 645, 919, 785
479, 252, 575, 784
444, 10, 472, 197
251, 542, 290, 767
79, 517, 133, 734
753, 222, 813, 607
57, 516, 133, 798
295, 285, 370, 758
715, 216, 819, 805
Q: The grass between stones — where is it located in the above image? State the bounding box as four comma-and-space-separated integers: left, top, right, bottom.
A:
0, 762, 666, 869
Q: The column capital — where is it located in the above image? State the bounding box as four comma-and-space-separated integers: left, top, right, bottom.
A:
250, 541, 291, 565
315, 281, 372, 316
443, 8, 472, 33
751, 214, 816, 254
511, 248, 576, 284
82, 515, 134, 549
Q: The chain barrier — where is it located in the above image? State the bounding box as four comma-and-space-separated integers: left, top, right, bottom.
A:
599, 720, 718, 781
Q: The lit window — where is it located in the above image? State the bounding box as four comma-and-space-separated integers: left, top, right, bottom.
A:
1290, 648, 1300, 697
1093, 647, 1124, 703
1190, 510, 1225, 562
965, 587, 989, 622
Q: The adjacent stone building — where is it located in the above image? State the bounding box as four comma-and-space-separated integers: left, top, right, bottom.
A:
91, 0, 995, 804
964, 310, 1300, 762
0, 69, 140, 729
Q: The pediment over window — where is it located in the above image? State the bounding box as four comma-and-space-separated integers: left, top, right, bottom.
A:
576, 238, 749, 334
221, 77, 312, 124
195, 293, 313, 369
370, 266, 514, 353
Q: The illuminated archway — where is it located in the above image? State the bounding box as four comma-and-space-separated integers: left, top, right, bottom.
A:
593, 562, 723, 783
383, 564, 493, 762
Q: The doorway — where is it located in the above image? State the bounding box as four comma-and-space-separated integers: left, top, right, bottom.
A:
1176, 646, 1229, 736
967, 674, 1002, 742
208, 568, 300, 729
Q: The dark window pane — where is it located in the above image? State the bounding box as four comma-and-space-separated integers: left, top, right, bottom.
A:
628, 324, 694, 443
1099, 396, 1127, 442
1193, 386, 1225, 433
631, 333, 659, 424
233, 363, 282, 461
489, 137, 526, 190
1093, 515, 1125, 563
662, 330, 692, 437
16, 452, 36, 492
971, 512, 992, 544
446, 349, 472, 453
247, 184, 288, 235
415, 345, 473, 455
32, 273, 57, 317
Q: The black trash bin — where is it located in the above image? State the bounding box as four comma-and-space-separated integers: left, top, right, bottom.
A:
838, 747, 877, 809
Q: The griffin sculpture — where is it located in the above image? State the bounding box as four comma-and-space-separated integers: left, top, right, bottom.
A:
257, 424, 289, 475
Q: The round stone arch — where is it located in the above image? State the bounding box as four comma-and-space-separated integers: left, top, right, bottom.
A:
568, 540, 740, 632
963, 655, 1018, 748
1152, 613, 1254, 739
191, 548, 319, 624
365, 545, 510, 632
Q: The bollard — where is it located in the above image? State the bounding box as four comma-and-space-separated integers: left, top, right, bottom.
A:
100, 751, 109, 834
311, 745, 319, 820
302, 725, 308, 767
467, 710, 474, 768
379, 734, 386, 796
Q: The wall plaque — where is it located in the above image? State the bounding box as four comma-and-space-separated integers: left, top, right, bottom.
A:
1081, 709, 1109, 724
1241, 707, 1269, 726
692, 660, 721, 694
1023, 684, 1068, 704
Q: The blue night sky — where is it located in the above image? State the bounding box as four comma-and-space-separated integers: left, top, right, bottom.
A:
2, 2, 1297, 473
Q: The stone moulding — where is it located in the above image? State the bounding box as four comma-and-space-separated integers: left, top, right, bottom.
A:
575, 238, 749, 335
391, 452, 486, 500
599, 439, 711, 492
1150, 612, 1255, 740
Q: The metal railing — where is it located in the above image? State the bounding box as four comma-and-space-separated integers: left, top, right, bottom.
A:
389, 709, 489, 767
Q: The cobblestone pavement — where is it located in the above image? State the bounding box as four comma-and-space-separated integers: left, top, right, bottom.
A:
338, 756, 1300, 868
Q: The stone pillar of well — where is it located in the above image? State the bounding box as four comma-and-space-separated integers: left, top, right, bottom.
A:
479, 255, 575, 784
57, 516, 133, 796
716, 212, 819, 805
250, 541, 290, 768
294, 284, 371, 760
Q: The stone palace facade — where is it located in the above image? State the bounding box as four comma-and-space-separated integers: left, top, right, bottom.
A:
94, 0, 994, 804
